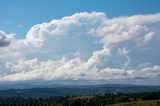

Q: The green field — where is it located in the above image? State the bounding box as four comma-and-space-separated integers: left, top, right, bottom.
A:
110, 100, 160, 106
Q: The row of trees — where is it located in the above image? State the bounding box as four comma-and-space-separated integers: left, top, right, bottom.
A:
0, 92, 160, 106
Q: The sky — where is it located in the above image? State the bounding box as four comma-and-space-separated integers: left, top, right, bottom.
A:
0, 0, 160, 85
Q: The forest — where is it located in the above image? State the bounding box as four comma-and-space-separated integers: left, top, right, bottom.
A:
0, 91, 160, 106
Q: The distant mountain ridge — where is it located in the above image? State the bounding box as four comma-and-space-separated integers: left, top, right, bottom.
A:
0, 84, 160, 98
1, 83, 159, 90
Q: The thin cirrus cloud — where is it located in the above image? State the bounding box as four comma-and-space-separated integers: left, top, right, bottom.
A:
0, 12, 160, 84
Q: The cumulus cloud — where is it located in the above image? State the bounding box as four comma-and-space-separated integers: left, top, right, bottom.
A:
6, 58, 39, 73
26, 12, 106, 47
89, 14, 160, 46
0, 12, 160, 84
0, 58, 159, 82
0, 31, 14, 47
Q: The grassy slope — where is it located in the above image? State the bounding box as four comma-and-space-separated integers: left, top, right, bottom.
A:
110, 100, 160, 106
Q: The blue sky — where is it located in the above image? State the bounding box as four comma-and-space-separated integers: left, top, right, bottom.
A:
0, 0, 160, 85
1, 0, 160, 39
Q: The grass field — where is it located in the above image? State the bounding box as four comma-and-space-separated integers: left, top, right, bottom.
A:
110, 100, 160, 106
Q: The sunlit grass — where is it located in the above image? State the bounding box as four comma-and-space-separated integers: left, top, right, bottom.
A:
110, 100, 160, 106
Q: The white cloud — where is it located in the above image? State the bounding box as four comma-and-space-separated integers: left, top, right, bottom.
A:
117, 47, 129, 56
127, 65, 160, 79
26, 12, 106, 47
89, 13, 160, 46
0, 12, 160, 84
0, 58, 159, 82
116, 48, 131, 68
138, 63, 152, 68
143, 32, 155, 45
5, 58, 39, 73
124, 56, 131, 67
86, 47, 111, 68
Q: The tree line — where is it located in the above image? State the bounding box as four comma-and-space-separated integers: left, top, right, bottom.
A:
0, 91, 160, 106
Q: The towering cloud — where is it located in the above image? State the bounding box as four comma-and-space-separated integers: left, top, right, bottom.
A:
0, 12, 160, 84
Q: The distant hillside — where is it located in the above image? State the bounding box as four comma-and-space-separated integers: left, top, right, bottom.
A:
0, 84, 160, 98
